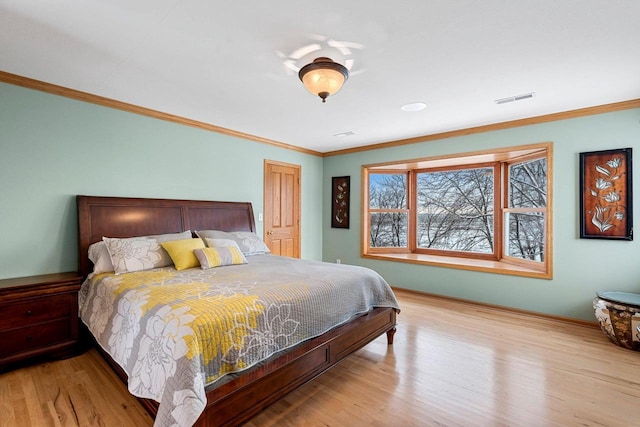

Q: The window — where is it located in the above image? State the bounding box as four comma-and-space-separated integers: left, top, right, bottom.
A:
362, 143, 552, 278
369, 173, 408, 248
504, 157, 547, 264
416, 165, 497, 256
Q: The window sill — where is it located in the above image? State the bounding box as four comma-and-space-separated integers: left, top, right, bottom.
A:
362, 252, 551, 279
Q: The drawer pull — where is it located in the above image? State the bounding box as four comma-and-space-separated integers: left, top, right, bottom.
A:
25, 310, 33, 317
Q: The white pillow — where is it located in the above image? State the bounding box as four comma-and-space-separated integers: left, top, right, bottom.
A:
88, 241, 115, 274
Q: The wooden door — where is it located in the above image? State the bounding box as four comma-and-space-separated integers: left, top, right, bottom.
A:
263, 160, 301, 257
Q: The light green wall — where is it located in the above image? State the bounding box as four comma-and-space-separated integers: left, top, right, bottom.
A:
3, 80, 639, 321
0, 82, 323, 279
323, 108, 640, 321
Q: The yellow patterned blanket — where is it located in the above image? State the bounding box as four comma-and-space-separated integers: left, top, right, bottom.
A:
79, 254, 399, 427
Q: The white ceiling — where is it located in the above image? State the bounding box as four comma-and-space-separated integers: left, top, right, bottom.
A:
1, 1, 639, 154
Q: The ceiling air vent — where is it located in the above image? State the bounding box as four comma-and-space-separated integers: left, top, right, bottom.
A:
333, 131, 355, 138
494, 92, 535, 104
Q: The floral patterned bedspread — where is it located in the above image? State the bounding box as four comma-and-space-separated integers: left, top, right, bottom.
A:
78, 254, 400, 427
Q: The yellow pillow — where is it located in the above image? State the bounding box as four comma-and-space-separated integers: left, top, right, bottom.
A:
160, 238, 205, 270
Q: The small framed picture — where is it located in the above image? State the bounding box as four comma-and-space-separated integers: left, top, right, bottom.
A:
579, 148, 632, 240
331, 176, 350, 228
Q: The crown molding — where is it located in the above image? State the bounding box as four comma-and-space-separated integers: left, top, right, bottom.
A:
0, 70, 323, 157
2, 70, 638, 159
322, 99, 640, 157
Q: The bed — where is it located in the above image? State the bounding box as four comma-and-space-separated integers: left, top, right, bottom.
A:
76, 195, 399, 427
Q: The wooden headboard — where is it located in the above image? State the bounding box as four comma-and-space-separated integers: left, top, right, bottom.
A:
77, 195, 256, 277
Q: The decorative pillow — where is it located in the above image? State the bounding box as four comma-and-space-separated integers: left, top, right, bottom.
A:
195, 230, 229, 243
103, 237, 163, 275
88, 241, 115, 274
146, 230, 193, 267
160, 238, 205, 270
194, 246, 247, 269
204, 238, 242, 251
231, 231, 270, 255
196, 230, 270, 256
92, 231, 192, 274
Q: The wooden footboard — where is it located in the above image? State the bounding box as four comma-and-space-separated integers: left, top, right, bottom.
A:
197, 306, 396, 427
93, 307, 396, 426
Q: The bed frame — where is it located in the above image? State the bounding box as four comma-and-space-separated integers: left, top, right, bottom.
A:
77, 195, 397, 426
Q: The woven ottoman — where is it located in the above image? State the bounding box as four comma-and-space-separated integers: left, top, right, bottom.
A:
593, 291, 640, 350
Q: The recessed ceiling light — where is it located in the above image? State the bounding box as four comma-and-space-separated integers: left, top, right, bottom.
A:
494, 92, 535, 104
334, 131, 355, 138
401, 102, 427, 112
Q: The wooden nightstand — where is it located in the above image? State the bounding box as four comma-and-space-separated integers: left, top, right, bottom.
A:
0, 272, 84, 372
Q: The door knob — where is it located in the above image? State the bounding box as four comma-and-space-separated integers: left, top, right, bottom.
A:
267, 230, 274, 235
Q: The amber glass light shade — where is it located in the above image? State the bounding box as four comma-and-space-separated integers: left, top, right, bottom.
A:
298, 57, 349, 103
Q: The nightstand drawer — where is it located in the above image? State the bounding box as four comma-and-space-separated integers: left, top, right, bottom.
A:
0, 293, 73, 331
0, 319, 72, 358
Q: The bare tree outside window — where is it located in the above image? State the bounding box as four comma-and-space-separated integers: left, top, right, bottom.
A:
416, 167, 495, 254
506, 158, 547, 261
369, 173, 408, 247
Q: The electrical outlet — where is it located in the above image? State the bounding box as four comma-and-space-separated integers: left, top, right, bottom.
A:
336, 259, 341, 264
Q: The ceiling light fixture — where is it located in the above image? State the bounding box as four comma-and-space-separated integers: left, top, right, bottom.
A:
298, 57, 349, 103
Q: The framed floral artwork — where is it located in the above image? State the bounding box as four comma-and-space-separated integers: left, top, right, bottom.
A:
331, 176, 350, 228
579, 148, 632, 240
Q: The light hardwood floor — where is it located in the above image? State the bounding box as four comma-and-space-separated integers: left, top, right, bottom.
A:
2, 289, 639, 426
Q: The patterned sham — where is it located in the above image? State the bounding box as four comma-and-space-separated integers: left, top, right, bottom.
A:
103, 237, 163, 274
93, 231, 192, 274
196, 230, 270, 255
